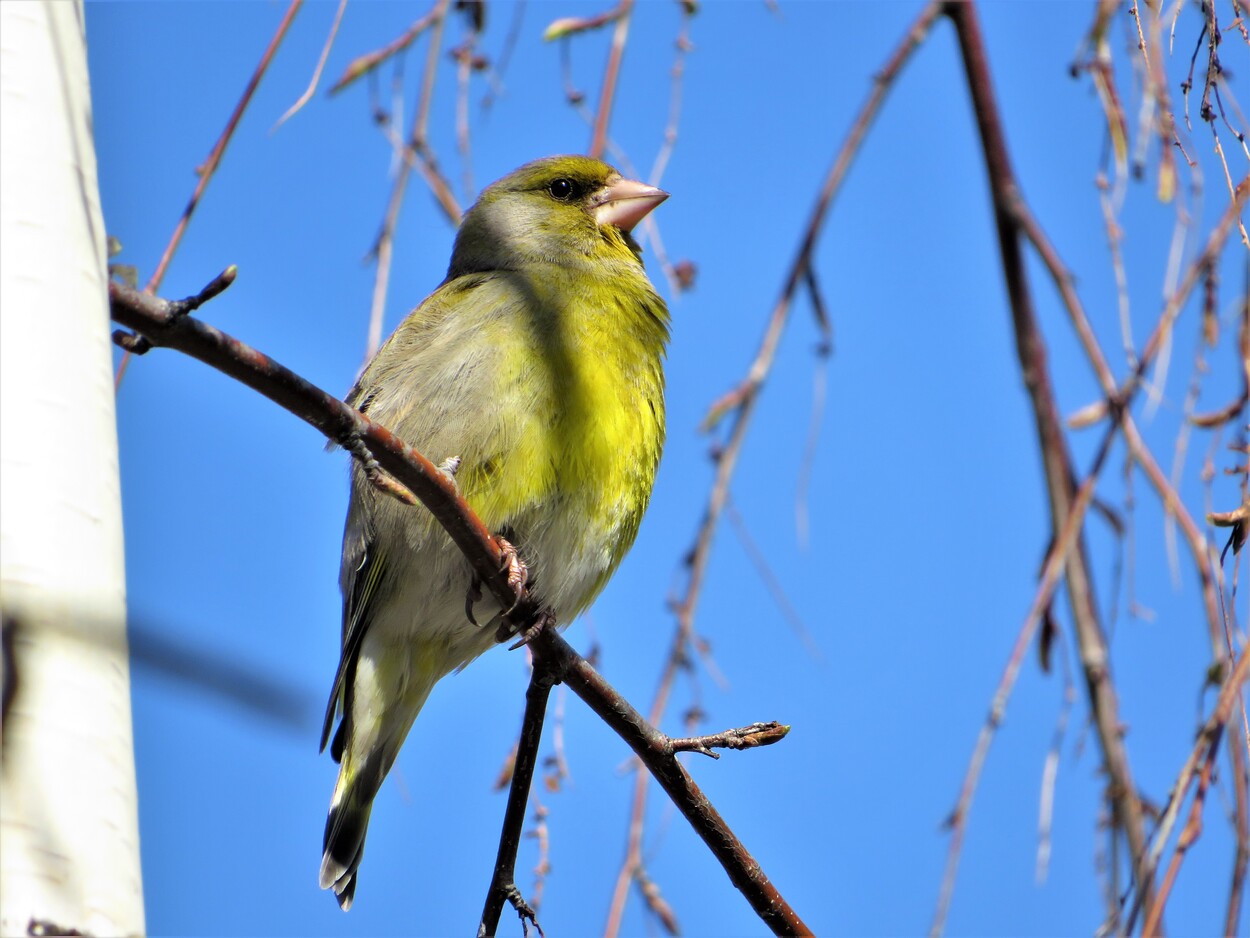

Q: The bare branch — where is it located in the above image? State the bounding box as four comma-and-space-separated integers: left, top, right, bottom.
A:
107, 276, 810, 937
272, 0, 346, 130
116, 0, 302, 386
603, 5, 947, 934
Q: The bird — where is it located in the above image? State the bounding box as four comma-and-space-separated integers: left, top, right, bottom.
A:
319, 155, 670, 909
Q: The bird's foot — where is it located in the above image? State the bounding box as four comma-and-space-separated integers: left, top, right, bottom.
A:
496, 537, 529, 611
470, 537, 529, 631
464, 574, 483, 626
343, 435, 417, 505
506, 608, 556, 650
437, 455, 462, 493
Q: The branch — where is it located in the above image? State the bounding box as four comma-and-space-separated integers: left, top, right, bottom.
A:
531, 626, 811, 935
479, 658, 554, 938
272, 0, 346, 130
1138, 649, 1250, 935
116, 0, 302, 386
604, 5, 946, 931
328, 3, 443, 95
934, 4, 1249, 931
934, 5, 1240, 931
668, 721, 790, 758
588, 0, 632, 160
108, 274, 810, 935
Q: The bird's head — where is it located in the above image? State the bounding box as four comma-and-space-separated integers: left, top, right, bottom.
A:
448, 156, 668, 277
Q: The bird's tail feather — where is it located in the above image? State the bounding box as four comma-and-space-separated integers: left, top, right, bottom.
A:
320, 666, 435, 910
320, 757, 384, 911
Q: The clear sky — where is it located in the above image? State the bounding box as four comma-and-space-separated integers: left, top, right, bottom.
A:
87, 2, 1246, 935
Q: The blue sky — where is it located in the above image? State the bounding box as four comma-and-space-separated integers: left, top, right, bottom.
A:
88, 2, 1246, 935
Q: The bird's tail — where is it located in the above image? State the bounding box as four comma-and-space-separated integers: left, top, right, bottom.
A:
320, 754, 385, 910
320, 660, 436, 911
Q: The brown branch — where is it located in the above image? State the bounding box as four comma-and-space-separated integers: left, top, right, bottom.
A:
603, 4, 946, 933
588, 0, 633, 160
1138, 650, 1250, 936
668, 721, 791, 758
1007, 76, 1229, 664
363, 0, 460, 364
933, 8, 1250, 924
944, 11, 1250, 934
532, 627, 812, 936
328, 4, 443, 95
108, 275, 810, 936
479, 660, 554, 938
110, 274, 514, 609
272, 0, 346, 131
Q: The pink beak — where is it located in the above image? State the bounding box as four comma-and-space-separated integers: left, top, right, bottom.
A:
592, 176, 669, 232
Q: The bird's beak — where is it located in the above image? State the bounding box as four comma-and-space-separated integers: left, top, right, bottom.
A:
593, 176, 669, 233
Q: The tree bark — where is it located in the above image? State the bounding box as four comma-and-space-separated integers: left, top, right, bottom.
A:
0, 2, 145, 934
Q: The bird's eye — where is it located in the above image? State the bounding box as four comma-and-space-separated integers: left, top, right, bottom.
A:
548, 178, 578, 201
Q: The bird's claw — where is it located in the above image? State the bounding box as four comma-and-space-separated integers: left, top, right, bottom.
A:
497, 537, 528, 613
470, 537, 528, 631
464, 574, 482, 626
437, 455, 462, 494
507, 609, 556, 651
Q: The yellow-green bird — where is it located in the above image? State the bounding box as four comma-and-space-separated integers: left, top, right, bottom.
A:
319, 156, 670, 909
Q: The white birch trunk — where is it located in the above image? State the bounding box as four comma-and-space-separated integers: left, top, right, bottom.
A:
0, 1, 145, 934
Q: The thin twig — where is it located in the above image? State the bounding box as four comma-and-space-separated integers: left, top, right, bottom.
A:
603, 6, 946, 935
272, 0, 346, 131
481, 0, 526, 110
1138, 650, 1250, 936
115, 0, 302, 387
724, 498, 821, 660
1036, 637, 1076, 884
479, 662, 554, 938
362, 0, 458, 365
588, 0, 634, 160
667, 721, 791, 758
328, 4, 444, 95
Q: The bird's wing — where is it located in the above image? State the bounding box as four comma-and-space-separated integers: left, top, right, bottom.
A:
319, 506, 387, 757
320, 272, 512, 757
